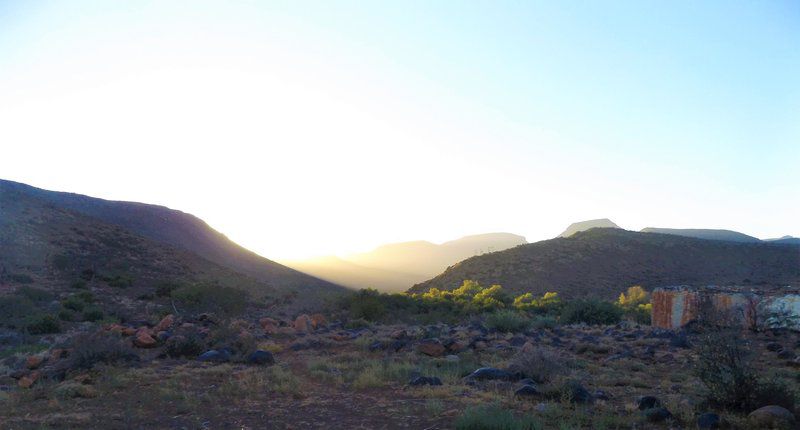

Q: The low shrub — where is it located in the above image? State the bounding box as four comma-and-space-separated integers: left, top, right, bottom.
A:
508, 348, 567, 383
81, 307, 104, 322
155, 281, 183, 297
66, 332, 138, 370
62, 296, 86, 312
694, 328, 797, 412
485, 310, 530, 333
530, 315, 558, 330
25, 314, 61, 335
70, 280, 87, 289
165, 334, 206, 358
171, 283, 248, 316
455, 403, 541, 430
560, 299, 622, 325
16, 286, 53, 303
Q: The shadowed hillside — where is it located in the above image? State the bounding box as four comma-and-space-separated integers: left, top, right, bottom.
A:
410, 228, 800, 299
0, 179, 341, 294
284, 233, 527, 291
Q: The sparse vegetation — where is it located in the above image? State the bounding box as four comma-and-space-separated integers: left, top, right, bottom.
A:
455, 404, 541, 430
694, 328, 797, 412
560, 299, 622, 325
171, 282, 248, 316
485, 310, 530, 332
25, 314, 61, 334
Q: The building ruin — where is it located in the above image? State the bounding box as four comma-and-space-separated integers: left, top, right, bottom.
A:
651, 285, 800, 330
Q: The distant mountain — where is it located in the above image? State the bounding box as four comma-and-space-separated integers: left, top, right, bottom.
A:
641, 227, 760, 243
410, 228, 800, 299
284, 233, 527, 292
766, 236, 800, 245
0, 179, 345, 310
559, 219, 620, 237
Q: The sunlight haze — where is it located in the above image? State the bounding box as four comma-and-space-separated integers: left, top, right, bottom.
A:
1, 1, 798, 259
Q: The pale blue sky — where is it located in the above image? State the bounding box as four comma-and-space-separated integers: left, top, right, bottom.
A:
1, 1, 798, 258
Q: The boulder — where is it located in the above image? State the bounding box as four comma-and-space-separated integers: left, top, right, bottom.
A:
247, 350, 275, 366
294, 314, 313, 333
122, 327, 137, 337
417, 339, 446, 357
409, 376, 442, 386
155, 314, 175, 332
465, 367, 518, 382
636, 395, 661, 410
133, 332, 157, 348
514, 385, 540, 398
18, 371, 40, 389
25, 355, 44, 370
643, 407, 673, 422
310, 313, 327, 329
748, 405, 796, 429
390, 329, 408, 339
198, 350, 230, 363
564, 381, 593, 404
697, 412, 721, 429
766, 342, 783, 352
50, 348, 67, 361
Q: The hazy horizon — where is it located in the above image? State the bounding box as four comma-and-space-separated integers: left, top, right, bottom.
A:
2, 1, 798, 259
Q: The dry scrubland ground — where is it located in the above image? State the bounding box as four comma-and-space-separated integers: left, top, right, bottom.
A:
3, 313, 800, 429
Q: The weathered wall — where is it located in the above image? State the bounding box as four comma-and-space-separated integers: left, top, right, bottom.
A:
651, 286, 770, 329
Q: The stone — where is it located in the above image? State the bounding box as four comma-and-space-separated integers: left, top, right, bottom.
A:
294, 314, 313, 333
593, 390, 610, 401
409, 376, 442, 386
390, 329, 407, 339
310, 313, 327, 329
444, 354, 460, 362
247, 350, 275, 366
777, 349, 795, 359
521, 341, 536, 354
636, 395, 661, 410
18, 371, 40, 389
417, 339, 446, 357
133, 332, 157, 348
368, 341, 385, 352
748, 405, 796, 429
514, 385, 539, 398
697, 412, 721, 429
155, 314, 175, 332
25, 355, 44, 370
465, 367, 519, 382
198, 349, 230, 363
643, 407, 673, 422
50, 348, 67, 361
766, 342, 783, 352
122, 327, 137, 337
564, 381, 592, 404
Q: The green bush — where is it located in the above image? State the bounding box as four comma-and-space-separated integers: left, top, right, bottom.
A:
530, 315, 558, 330
0, 295, 37, 328
67, 332, 137, 370
81, 307, 104, 322
105, 274, 134, 288
155, 281, 182, 297
70, 280, 87, 289
165, 334, 206, 358
345, 289, 387, 321
485, 310, 530, 333
172, 283, 248, 316
560, 299, 622, 325
26, 314, 61, 334
694, 328, 797, 412
62, 296, 86, 312
16, 286, 54, 303
455, 404, 541, 430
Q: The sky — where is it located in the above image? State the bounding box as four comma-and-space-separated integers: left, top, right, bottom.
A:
1, 1, 798, 259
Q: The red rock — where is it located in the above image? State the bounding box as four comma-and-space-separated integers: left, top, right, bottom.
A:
310, 313, 327, 329
25, 355, 44, 370
122, 327, 136, 337
294, 314, 312, 333
521, 341, 536, 354
330, 333, 350, 341
180, 322, 195, 329
390, 329, 407, 339
50, 348, 67, 361
259, 317, 279, 334
18, 371, 40, 388
447, 341, 466, 353
417, 340, 446, 357
155, 314, 175, 332
133, 332, 157, 348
